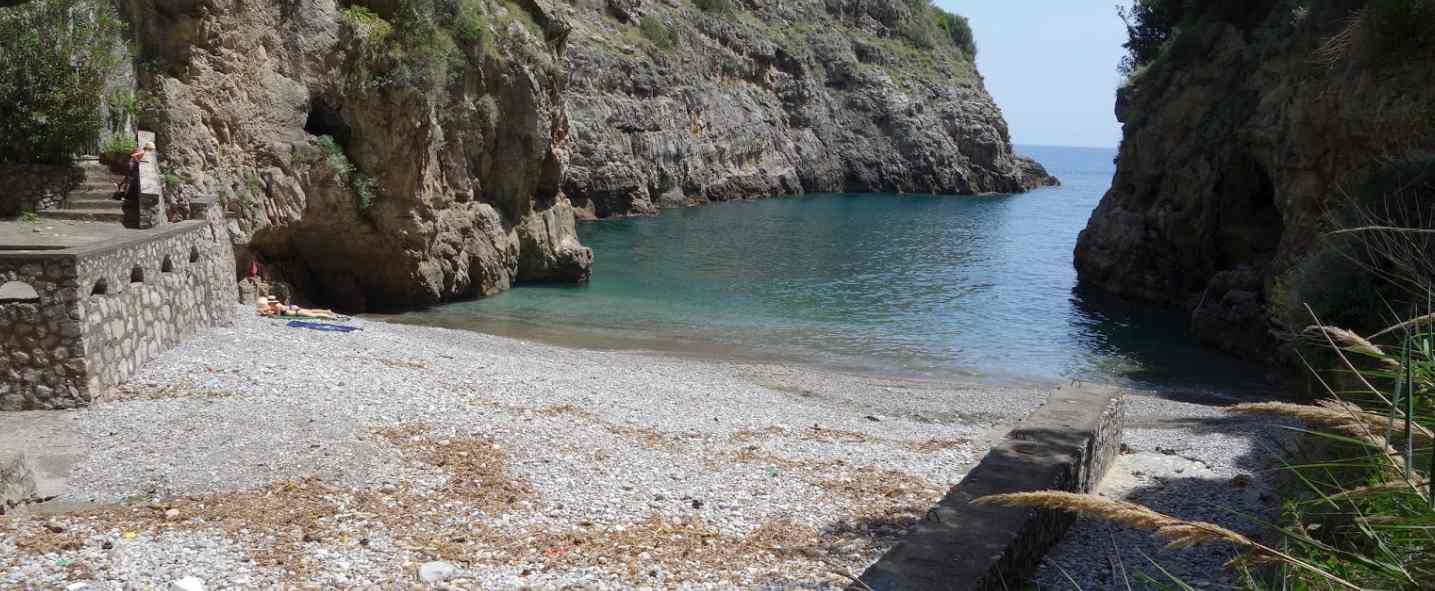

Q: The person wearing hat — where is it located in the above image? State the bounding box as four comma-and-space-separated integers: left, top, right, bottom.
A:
113, 145, 147, 200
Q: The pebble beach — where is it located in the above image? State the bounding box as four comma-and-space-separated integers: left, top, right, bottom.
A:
1, 308, 1290, 590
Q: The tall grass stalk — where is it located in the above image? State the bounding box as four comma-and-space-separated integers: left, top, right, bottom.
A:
979, 303, 1434, 588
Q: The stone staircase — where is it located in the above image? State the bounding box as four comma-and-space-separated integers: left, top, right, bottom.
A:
38, 158, 125, 223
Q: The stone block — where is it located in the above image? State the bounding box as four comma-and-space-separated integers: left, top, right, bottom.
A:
853, 384, 1125, 591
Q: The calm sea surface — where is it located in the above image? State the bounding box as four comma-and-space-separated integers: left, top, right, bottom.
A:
391, 146, 1268, 397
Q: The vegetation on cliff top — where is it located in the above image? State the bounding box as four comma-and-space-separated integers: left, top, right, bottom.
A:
0, 0, 128, 163
1118, 0, 1435, 79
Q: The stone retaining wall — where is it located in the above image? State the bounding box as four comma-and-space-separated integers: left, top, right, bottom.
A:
0, 164, 83, 218
78, 216, 231, 393
853, 384, 1126, 591
0, 208, 234, 410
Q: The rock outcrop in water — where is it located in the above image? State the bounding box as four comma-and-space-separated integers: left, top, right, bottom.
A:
1075, 1, 1435, 359
118, 0, 590, 311
556, 0, 1057, 218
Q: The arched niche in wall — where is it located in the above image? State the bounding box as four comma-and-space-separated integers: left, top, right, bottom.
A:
0, 280, 40, 304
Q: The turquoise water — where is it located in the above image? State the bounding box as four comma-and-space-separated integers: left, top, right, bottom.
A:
393, 146, 1269, 396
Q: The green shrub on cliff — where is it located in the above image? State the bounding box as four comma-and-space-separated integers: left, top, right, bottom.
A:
694, 0, 736, 15
340, 5, 393, 42
1116, 0, 1183, 75
638, 15, 677, 49
1366, 0, 1435, 53
0, 0, 128, 163
1275, 155, 1435, 337
897, 0, 976, 60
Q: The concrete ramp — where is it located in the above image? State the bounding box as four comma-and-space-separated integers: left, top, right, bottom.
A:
853, 383, 1126, 591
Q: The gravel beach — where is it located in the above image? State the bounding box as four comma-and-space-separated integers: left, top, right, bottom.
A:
1033, 396, 1299, 590
3, 308, 1044, 590
0, 307, 1294, 590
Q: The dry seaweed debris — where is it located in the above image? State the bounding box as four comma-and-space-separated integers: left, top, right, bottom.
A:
373, 424, 533, 512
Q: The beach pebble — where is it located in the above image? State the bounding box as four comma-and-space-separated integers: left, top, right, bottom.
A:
168, 577, 205, 591
418, 561, 458, 583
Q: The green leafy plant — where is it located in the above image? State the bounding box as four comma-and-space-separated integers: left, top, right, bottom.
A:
162, 173, 180, 190
896, 0, 977, 60
352, 173, 379, 212
454, 0, 486, 46
18, 210, 41, 224
638, 15, 677, 50
100, 133, 137, 164
340, 5, 393, 42
0, 0, 129, 163
694, 0, 736, 15
1116, 0, 1184, 75
315, 135, 354, 176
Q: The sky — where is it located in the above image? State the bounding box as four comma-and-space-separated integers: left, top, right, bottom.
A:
937, 1, 1129, 148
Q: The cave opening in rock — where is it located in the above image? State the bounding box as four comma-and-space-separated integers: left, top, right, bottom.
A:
1215, 153, 1283, 270
304, 98, 352, 147
162, 256, 174, 273
91, 278, 108, 296
130, 266, 144, 284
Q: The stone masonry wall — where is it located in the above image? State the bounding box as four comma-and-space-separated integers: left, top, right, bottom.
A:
0, 164, 83, 218
0, 256, 87, 410
0, 209, 235, 410
77, 216, 233, 396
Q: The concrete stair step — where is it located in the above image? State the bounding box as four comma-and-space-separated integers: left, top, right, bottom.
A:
64, 198, 123, 208
66, 193, 119, 203
38, 209, 124, 222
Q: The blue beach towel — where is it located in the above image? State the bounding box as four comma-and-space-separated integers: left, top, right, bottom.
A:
286, 320, 362, 333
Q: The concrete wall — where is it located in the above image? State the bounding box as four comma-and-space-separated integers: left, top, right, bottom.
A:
854, 384, 1126, 591
0, 208, 235, 410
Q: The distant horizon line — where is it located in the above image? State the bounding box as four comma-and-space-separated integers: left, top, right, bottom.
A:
1016, 143, 1118, 151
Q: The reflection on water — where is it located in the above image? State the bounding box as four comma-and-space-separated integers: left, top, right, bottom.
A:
388, 146, 1271, 399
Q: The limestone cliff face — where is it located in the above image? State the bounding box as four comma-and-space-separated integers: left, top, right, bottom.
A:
1074, 3, 1435, 358
554, 0, 1056, 218
118, 0, 591, 311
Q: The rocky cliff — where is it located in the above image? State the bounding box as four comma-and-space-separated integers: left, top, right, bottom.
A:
553, 0, 1056, 218
118, 0, 591, 311
1075, 0, 1435, 359
101, 0, 1049, 310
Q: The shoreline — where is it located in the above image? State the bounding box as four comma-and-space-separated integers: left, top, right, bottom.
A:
1, 307, 1043, 589
0, 308, 1291, 589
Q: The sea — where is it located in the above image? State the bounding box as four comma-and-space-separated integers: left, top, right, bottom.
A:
390, 146, 1270, 398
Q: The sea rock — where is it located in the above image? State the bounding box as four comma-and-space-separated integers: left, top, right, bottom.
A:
1074, 4, 1435, 359
559, 0, 1057, 219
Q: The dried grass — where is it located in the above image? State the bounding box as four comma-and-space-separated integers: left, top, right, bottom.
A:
374, 424, 532, 513
104, 382, 235, 402
801, 424, 871, 444
1302, 325, 1398, 367
1230, 400, 1431, 439
977, 491, 1255, 550
976, 492, 1361, 590
903, 438, 970, 453
1330, 479, 1431, 500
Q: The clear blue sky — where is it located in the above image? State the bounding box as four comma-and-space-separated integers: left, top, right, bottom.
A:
938, 2, 1128, 148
